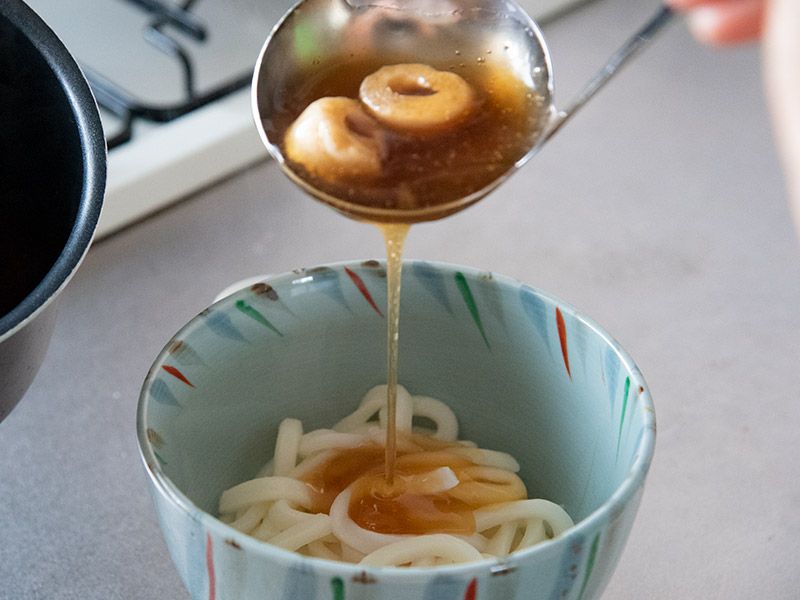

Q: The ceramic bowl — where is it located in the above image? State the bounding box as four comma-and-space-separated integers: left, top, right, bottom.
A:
137, 260, 655, 600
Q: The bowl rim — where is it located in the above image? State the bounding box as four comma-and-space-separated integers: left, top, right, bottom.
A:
0, 0, 106, 339
136, 259, 656, 579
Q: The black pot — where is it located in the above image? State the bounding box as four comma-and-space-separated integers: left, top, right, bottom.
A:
0, 1, 106, 422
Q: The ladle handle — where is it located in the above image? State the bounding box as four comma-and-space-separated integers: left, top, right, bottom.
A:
543, 4, 675, 143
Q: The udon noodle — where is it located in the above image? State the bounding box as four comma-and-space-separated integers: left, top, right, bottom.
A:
219, 385, 573, 566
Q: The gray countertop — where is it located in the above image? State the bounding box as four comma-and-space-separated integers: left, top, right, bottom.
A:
2, 1, 800, 598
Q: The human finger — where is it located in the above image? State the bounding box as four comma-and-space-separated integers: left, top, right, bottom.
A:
672, 0, 766, 44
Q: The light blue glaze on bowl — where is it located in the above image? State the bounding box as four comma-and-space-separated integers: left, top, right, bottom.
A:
137, 260, 655, 600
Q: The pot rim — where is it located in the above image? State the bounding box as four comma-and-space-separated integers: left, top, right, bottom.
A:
0, 0, 106, 340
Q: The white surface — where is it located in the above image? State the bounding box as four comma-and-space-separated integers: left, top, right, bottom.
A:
98, 89, 267, 237
527, 0, 593, 21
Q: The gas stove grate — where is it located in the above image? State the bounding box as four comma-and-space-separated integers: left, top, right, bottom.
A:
88, 0, 250, 149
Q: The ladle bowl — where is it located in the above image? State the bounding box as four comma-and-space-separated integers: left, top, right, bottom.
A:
252, 0, 672, 223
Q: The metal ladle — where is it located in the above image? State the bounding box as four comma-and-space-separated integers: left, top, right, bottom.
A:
252, 0, 674, 223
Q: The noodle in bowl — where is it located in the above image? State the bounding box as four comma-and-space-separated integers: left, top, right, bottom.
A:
218, 384, 575, 566
137, 260, 655, 600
